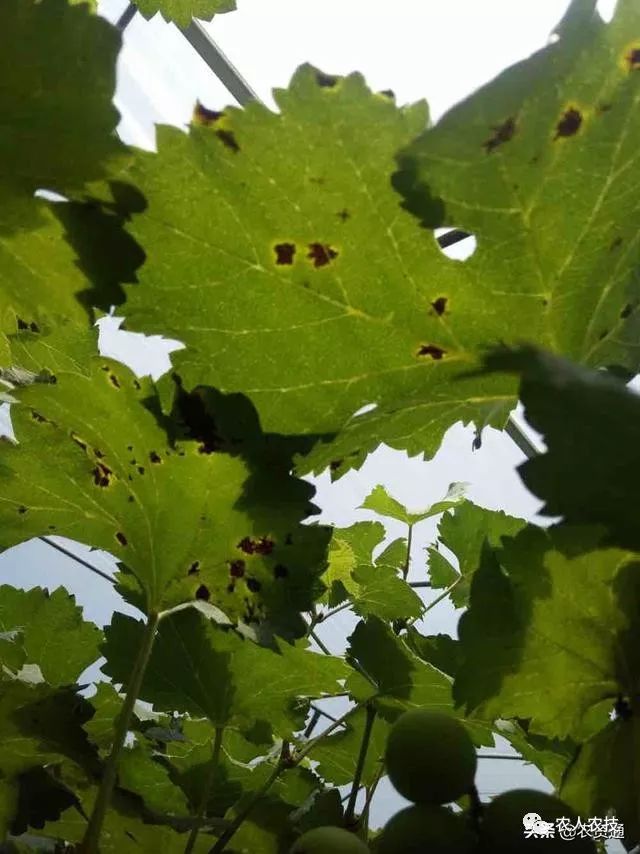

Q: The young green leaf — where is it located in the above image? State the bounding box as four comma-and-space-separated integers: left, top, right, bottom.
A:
134, 0, 235, 27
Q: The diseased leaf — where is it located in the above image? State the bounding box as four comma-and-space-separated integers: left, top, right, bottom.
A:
0, 586, 101, 686
110, 0, 640, 475
397, 0, 640, 387
134, 0, 234, 27
485, 345, 640, 553
427, 502, 526, 608
455, 525, 640, 740
102, 609, 349, 738
0, 331, 329, 624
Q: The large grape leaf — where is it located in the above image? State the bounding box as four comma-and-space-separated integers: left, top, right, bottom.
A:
485, 345, 640, 553
108, 0, 640, 475
134, 0, 234, 26
427, 501, 526, 608
309, 708, 389, 788
454, 524, 640, 740
0, 586, 101, 685
102, 609, 349, 738
0, 0, 122, 234
0, 331, 329, 624
396, 0, 640, 378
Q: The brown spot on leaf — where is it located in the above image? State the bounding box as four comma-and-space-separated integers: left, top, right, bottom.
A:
610, 236, 623, 251
188, 561, 200, 575
431, 297, 448, 316
193, 102, 224, 125
274, 564, 288, 579
620, 303, 633, 319
238, 536, 275, 555
285, 534, 293, 546
108, 373, 120, 389
127, 445, 134, 452
71, 433, 88, 452
115, 531, 128, 546
229, 560, 246, 578
227, 583, 235, 593
31, 411, 48, 424
128, 495, 135, 503
94, 448, 104, 459
329, 460, 343, 472
337, 209, 350, 222
137, 466, 145, 475
597, 103, 612, 114
316, 70, 338, 88
216, 129, 240, 153
133, 379, 141, 390
308, 243, 338, 268
598, 329, 609, 341
30, 322, 40, 333
195, 585, 210, 601
149, 451, 162, 464
93, 463, 113, 488
627, 47, 640, 70
246, 577, 261, 593
554, 107, 582, 139
378, 89, 395, 100
16, 317, 28, 330
417, 344, 446, 360
274, 243, 296, 265
17, 506, 27, 514
483, 117, 516, 153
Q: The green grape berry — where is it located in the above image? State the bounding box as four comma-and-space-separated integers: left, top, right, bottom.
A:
290, 825, 370, 854
378, 805, 477, 854
479, 789, 596, 852
384, 709, 477, 804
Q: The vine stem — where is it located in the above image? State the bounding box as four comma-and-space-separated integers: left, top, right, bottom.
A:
184, 726, 224, 854
208, 702, 367, 853
79, 611, 160, 853
405, 577, 461, 629
402, 524, 414, 580
344, 703, 376, 825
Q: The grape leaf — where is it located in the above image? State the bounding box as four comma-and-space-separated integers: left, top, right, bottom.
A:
0, 778, 18, 840
396, 0, 640, 383
493, 720, 576, 790
427, 502, 526, 608
309, 707, 389, 788
0, 331, 329, 624
100, 65, 522, 476
560, 718, 640, 844
83, 683, 124, 758
0, 0, 123, 234
118, 745, 190, 817
0, 682, 95, 779
102, 609, 349, 738
346, 617, 493, 746
0, 586, 101, 686
321, 522, 385, 606
484, 345, 640, 553
374, 537, 408, 572
359, 482, 466, 525
111, 0, 640, 475
134, 0, 234, 26
455, 525, 640, 740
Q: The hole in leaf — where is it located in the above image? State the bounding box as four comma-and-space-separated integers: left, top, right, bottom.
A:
378, 89, 395, 100
435, 229, 477, 260
417, 344, 446, 360
307, 243, 338, 268
115, 531, 128, 546
274, 243, 296, 265
246, 577, 261, 593
195, 585, 210, 601
431, 297, 448, 316
229, 560, 246, 578
483, 117, 516, 153
555, 107, 582, 139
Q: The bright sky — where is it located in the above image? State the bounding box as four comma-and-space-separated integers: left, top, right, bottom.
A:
2, 0, 624, 841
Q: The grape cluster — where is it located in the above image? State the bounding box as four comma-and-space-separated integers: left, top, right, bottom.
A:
289, 709, 599, 853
